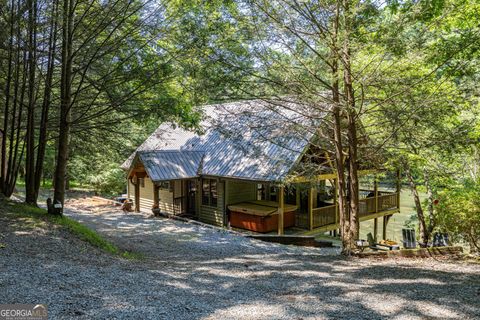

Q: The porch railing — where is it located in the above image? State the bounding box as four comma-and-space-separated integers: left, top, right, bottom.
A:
359, 197, 376, 217
312, 205, 336, 229
304, 191, 399, 229
378, 193, 399, 211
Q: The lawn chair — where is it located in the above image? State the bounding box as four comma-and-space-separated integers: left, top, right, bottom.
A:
367, 232, 376, 245
402, 229, 417, 249
432, 232, 449, 247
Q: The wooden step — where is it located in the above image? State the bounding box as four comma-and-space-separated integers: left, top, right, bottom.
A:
248, 235, 333, 247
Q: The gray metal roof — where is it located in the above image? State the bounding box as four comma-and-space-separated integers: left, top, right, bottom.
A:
138, 151, 204, 181
122, 124, 197, 172
123, 99, 321, 182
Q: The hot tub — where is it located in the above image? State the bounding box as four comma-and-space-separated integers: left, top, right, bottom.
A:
227, 200, 297, 233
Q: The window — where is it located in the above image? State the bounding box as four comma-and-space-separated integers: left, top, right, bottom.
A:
138, 178, 145, 188
158, 181, 170, 189
158, 181, 174, 193
202, 179, 218, 207
257, 184, 266, 200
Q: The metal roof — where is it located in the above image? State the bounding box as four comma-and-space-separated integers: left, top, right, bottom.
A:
122, 99, 322, 182
138, 151, 204, 181
122, 124, 197, 171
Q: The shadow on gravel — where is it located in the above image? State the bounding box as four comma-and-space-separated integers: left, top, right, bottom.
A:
57, 205, 480, 319
138, 254, 480, 319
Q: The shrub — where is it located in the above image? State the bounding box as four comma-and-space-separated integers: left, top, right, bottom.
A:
436, 180, 480, 254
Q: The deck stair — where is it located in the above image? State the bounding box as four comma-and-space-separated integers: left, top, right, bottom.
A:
248, 235, 333, 247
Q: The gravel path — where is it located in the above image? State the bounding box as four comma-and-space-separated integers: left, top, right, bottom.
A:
62, 200, 340, 260
1, 201, 480, 319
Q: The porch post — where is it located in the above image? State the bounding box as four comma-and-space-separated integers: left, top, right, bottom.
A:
153, 184, 159, 207
374, 218, 378, 242
308, 187, 314, 230
134, 177, 140, 213
196, 179, 201, 217
278, 186, 285, 235
382, 215, 389, 240
374, 177, 378, 213
396, 169, 401, 209
334, 179, 338, 225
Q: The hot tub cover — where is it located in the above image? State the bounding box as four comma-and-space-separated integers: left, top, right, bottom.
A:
228, 201, 298, 217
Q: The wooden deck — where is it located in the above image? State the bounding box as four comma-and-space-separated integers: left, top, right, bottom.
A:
301, 209, 399, 235
296, 191, 400, 235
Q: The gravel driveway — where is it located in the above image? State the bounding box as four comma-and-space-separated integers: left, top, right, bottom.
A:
63, 201, 340, 260
1, 201, 480, 320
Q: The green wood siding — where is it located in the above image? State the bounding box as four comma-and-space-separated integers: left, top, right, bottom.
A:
226, 180, 257, 205
199, 181, 225, 226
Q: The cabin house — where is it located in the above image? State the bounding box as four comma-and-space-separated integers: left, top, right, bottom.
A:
121, 100, 400, 238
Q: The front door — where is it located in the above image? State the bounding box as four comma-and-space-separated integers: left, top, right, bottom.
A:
186, 180, 197, 215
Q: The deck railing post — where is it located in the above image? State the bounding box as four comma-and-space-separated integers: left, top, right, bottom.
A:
374, 177, 378, 213
278, 186, 285, 235
382, 215, 387, 240
134, 177, 140, 213
308, 187, 314, 230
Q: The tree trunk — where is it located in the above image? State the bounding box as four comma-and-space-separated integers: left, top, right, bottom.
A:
340, 0, 360, 253
53, 0, 74, 214
0, 130, 3, 190
423, 169, 436, 236
330, 0, 350, 255
33, 0, 59, 203
3, 3, 27, 198
1, 0, 16, 194
346, 112, 359, 242
333, 101, 349, 253
406, 167, 429, 246
25, 0, 38, 205
468, 231, 479, 254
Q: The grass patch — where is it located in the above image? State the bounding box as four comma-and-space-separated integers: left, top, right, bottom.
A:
15, 178, 92, 190
2, 199, 142, 260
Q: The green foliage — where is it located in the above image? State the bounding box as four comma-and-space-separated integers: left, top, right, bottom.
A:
87, 165, 126, 196
362, 0, 480, 200
162, 0, 255, 101
436, 180, 480, 253
2, 0, 479, 252
2, 199, 141, 259
403, 213, 419, 230
66, 120, 159, 195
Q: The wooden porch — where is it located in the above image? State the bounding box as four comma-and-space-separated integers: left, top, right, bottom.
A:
296, 190, 400, 231
276, 173, 401, 239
